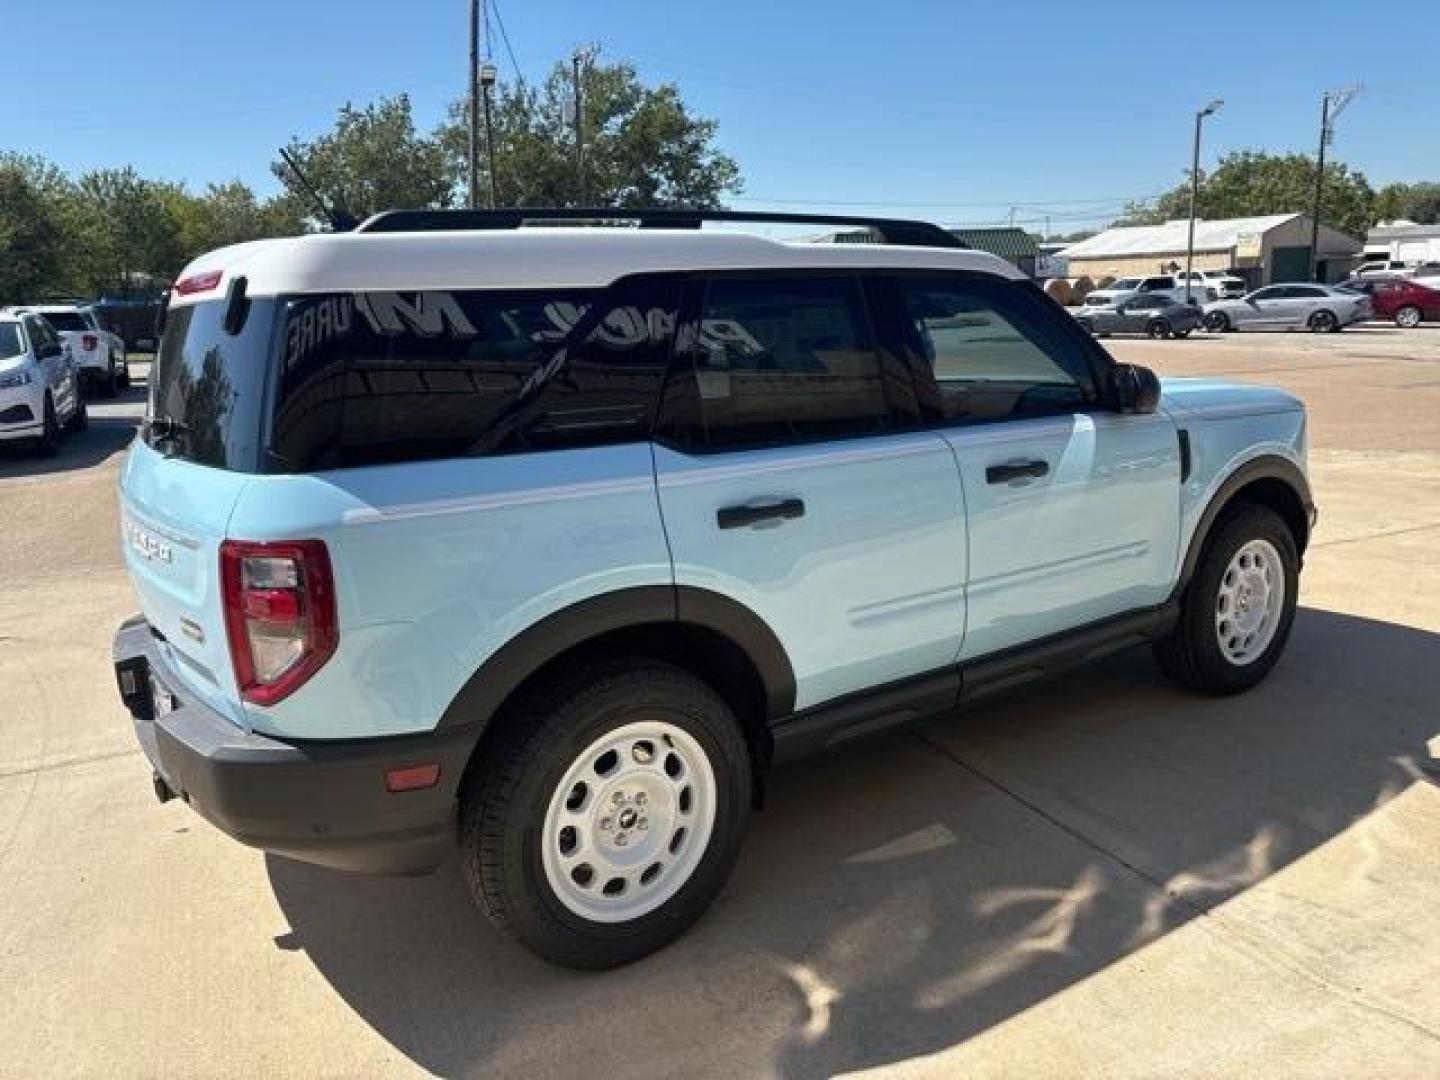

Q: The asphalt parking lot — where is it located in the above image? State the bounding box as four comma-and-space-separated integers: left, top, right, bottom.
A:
2, 328, 1438, 1079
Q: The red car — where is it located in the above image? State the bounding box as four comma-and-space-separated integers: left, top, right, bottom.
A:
1367, 279, 1440, 328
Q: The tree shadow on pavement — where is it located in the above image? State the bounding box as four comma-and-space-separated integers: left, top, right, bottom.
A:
266, 607, 1440, 1079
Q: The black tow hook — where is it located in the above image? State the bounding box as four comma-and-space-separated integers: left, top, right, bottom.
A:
152, 772, 177, 805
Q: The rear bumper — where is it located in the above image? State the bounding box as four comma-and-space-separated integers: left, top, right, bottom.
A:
113, 616, 478, 874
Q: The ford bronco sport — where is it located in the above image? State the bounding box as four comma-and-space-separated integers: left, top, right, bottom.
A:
113, 209, 1313, 968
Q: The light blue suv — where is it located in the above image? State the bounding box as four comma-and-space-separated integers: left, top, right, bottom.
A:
113, 209, 1314, 968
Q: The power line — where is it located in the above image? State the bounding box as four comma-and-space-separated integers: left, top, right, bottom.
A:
729, 192, 1165, 210
489, 0, 522, 78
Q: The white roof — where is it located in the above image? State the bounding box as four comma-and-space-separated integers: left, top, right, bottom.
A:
170, 228, 1022, 307
1060, 214, 1300, 258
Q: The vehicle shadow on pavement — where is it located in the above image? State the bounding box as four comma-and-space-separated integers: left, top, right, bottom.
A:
0, 386, 145, 481
266, 607, 1440, 1079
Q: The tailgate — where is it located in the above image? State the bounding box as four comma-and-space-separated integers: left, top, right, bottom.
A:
120, 439, 251, 720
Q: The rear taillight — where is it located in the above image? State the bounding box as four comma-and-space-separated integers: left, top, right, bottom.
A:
82, 333, 98, 351
220, 539, 337, 705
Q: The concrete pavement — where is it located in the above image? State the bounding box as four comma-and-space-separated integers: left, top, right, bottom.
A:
1, 331, 1437, 1079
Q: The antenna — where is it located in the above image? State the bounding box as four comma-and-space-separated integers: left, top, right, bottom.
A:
278, 147, 357, 232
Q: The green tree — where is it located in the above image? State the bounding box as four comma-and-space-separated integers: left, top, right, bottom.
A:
272, 94, 458, 226
437, 57, 742, 208
163, 181, 305, 258
1375, 182, 1440, 224
64, 167, 185, 294
0, 156, 68, 304
1120, 151, 1376, 240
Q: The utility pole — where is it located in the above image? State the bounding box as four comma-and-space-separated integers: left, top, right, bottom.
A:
468, 0, 480, 209
1309, 85, 1361, 282
1184, 99, 1223, 305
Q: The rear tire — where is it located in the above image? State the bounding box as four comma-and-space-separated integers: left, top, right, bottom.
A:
1147, 319, 1171, 339
1154, 505, 1299, 695
100, 364, 119, 398
1395, 305, 1422, 329
1308, 309, 1337, 333
459, 659, 752, 969
1076, 318, 1095, 335
1173, 328, 1191, 339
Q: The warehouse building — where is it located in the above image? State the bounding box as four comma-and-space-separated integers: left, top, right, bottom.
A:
1059, 213, 1362, 288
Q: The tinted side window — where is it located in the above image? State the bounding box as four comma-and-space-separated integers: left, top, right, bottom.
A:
270, 280, 678, 471
892, 274, 1096, 424
660, 275, 897, 449
1292, 286, 1325, 298
1250, 287, 1283, 300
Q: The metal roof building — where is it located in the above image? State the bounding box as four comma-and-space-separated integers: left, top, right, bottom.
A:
828, 225, 1039, 275
1059, 213, 1362, 286
1365, 222, 1440, 264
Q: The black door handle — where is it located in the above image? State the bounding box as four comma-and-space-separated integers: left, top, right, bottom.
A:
986, 459, 1049, 484
717, 498, 805, 529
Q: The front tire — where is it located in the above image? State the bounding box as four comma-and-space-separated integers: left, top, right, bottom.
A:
1147, 318, 1172, 339
34, 395, 61, 457
65, 394, 88, 432
1154, 505, 1299, 694
1395, 305, 1422, 329
1203, 311, 1231, 332
460, 659, 752, 969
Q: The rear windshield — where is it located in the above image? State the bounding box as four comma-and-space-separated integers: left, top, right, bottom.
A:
41, 311, 87, 332
0, 323, 23, 360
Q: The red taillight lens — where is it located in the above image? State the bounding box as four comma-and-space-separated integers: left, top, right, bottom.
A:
220, 539, 337, 705
175, 269, 223, 295
82, 333, 98, 351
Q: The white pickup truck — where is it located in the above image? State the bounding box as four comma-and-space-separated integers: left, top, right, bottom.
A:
1173, 269, 1247, 301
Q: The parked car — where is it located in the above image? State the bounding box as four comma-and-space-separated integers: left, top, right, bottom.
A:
1367, 278, 1440, 328
1355, 258, 1409, 278
1075, 294, 1202, 338
15, 304, 129, 395
1172, 269, 1247, 301
0, 311, 87, 455
1082, 274, 1193, 309
113, 209, 1314, 969
1202, 284, 1371, 333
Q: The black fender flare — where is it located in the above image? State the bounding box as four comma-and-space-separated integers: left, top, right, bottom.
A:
1174, 454, 1315, 595
436, 585, 796, 732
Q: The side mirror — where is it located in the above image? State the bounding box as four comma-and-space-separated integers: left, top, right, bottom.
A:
1111, 363, 1161, 415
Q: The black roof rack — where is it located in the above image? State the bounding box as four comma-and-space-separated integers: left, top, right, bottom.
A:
354, 207, 964, 248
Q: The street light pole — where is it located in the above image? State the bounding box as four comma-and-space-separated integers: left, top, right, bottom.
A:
479, 63, 498, 208
1184, 99, 1223, 306
572, 50, 585, 205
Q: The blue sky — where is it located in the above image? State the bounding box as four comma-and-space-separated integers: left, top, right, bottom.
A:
6, 0, 1436, 233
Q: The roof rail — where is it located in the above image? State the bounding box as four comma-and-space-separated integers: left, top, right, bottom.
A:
354, 207, 964, 248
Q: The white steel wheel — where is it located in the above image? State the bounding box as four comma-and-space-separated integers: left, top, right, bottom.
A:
541, 720, 717, 923
1215, 538, 1286, 665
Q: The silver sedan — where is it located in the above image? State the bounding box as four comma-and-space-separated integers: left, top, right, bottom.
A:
1202, 284, 1371, 333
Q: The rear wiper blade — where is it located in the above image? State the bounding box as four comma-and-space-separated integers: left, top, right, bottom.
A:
145, 417, 190, 441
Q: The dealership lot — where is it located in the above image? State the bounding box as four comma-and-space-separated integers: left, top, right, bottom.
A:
2, 330, 1438, 1078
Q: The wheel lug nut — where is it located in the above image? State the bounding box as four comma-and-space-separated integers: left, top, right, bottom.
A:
599, 816, 613, 831
635, 793, 647, 806
613, 792, 625, 805
638, 819, 649, 831
615, 834, 628, 847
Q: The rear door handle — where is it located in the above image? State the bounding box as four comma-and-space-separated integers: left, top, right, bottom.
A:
986, 459, 1049, 484
717, 498, 805, 529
